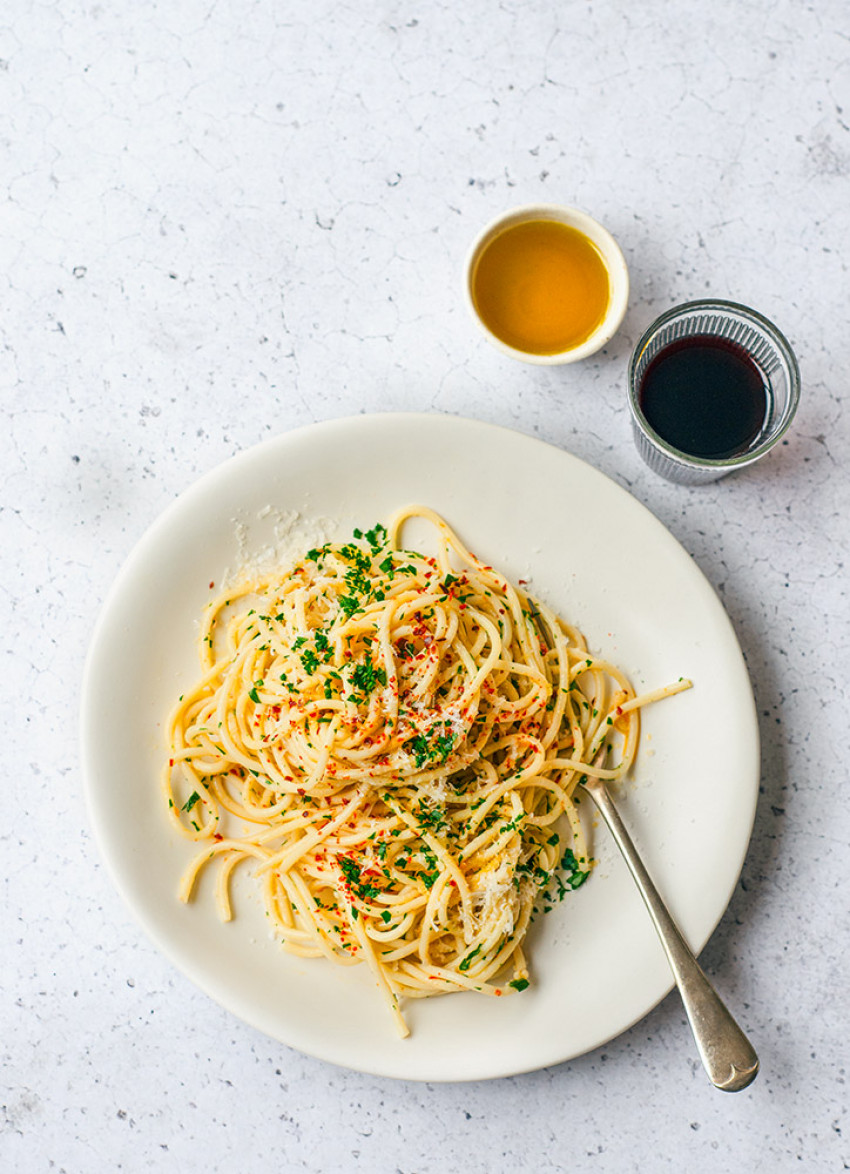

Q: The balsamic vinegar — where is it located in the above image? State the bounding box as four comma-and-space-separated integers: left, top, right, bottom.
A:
638, 336, 768, 459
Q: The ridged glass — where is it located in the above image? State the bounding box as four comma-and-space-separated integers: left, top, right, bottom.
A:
627, 300, 800, 485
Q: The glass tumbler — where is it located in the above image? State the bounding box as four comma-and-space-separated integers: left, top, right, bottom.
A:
627, 299, 800, 485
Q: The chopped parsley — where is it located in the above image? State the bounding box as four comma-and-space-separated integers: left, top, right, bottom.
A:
350, 660, 387, 695
338, 856, 382, 902
458, 945, 482, 972
561, 848, 591, 890
415, 798, 447, 833
338, 594, 363, 619
300, 649, 319, 675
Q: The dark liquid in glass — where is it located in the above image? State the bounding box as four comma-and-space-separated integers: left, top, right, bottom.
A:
638, 336, 768, 459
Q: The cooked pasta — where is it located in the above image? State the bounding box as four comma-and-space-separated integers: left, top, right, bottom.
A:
164, 506, 690, 1035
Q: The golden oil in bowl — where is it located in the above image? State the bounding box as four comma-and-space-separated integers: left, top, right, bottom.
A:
471, 219, 610, 355
465, 205, 629, 365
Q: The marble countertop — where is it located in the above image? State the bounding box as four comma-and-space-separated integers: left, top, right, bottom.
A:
4, 1, 848, 1170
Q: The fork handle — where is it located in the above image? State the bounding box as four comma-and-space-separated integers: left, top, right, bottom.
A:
584, 779, 759, 1091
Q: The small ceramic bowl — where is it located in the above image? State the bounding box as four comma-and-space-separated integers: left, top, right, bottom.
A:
464, 203, 629, 365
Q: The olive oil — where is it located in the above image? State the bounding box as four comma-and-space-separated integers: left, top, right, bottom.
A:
471, 219, 611, 355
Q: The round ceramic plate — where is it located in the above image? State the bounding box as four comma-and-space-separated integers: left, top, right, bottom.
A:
81, 413, 759, 1081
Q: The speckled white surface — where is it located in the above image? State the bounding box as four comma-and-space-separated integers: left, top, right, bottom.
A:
3, 1, 849, 1170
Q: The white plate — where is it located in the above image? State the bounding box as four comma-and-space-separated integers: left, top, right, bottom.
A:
81, 413, 759, 1081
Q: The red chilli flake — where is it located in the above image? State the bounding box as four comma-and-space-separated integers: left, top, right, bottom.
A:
209, 581, 215, 589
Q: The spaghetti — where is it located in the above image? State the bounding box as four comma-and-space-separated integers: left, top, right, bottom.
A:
164, 506, 690, 1035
